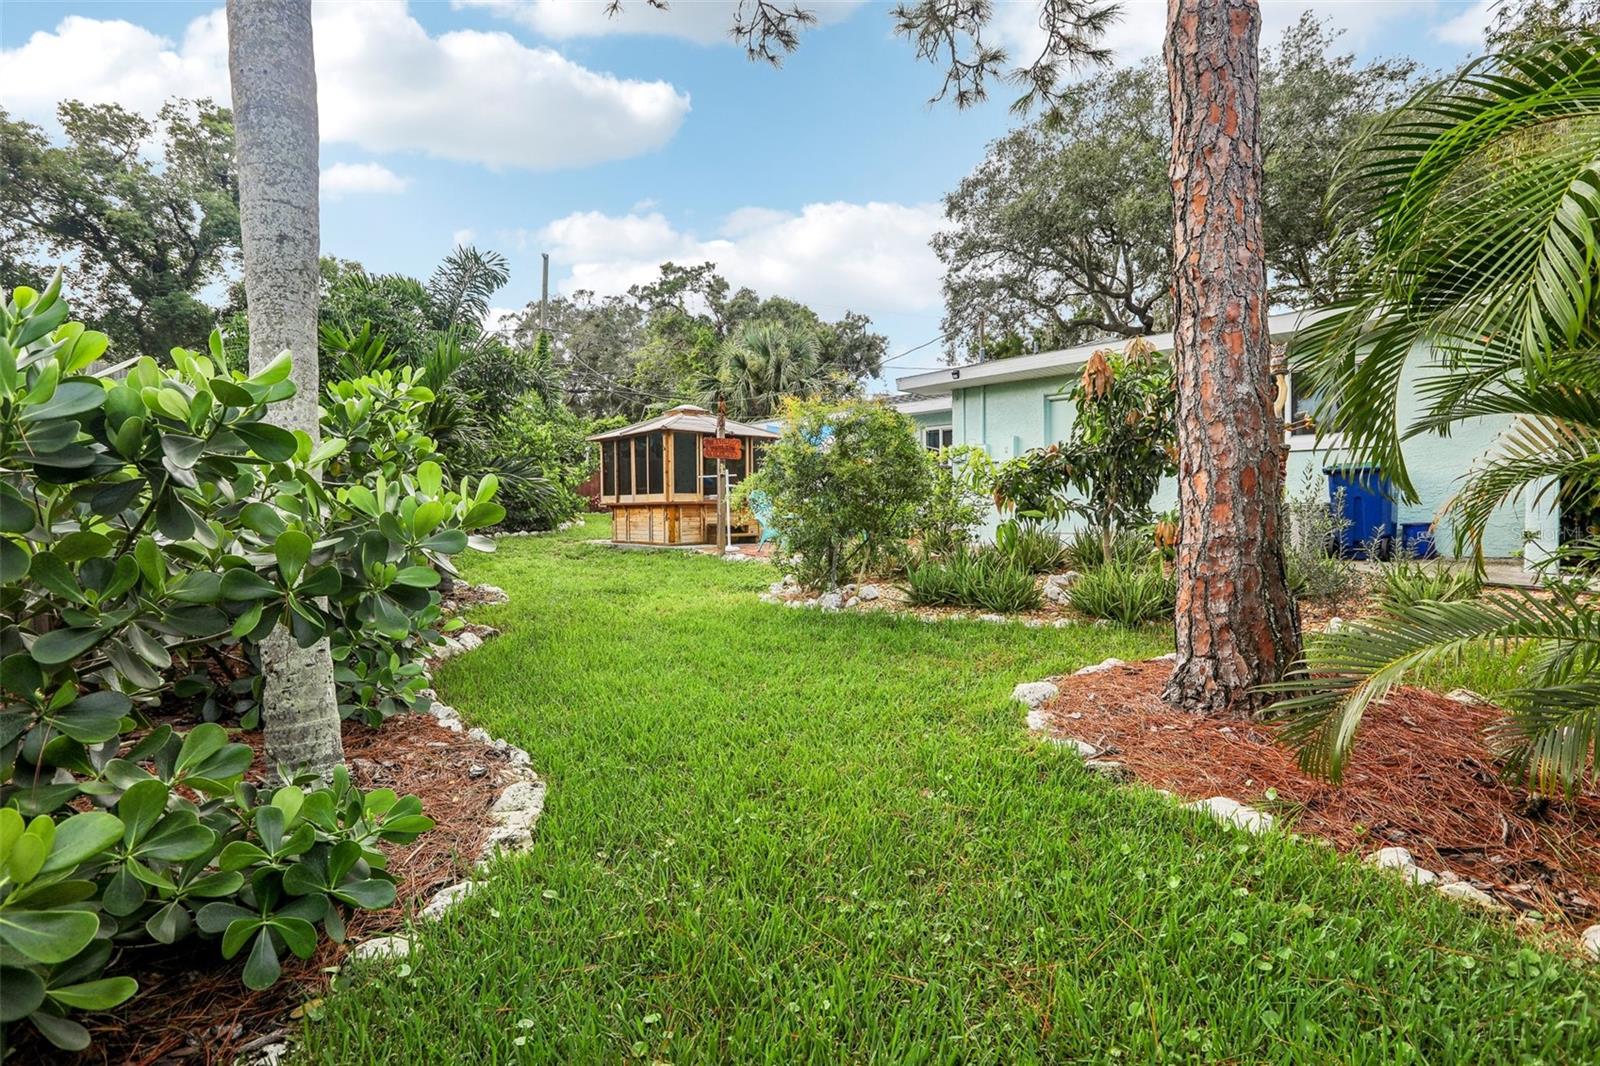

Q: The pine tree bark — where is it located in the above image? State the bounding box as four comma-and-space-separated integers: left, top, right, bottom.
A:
1162, 0, 1300, 714
227, 0, 343, 777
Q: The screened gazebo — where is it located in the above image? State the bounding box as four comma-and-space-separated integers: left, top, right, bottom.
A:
588, 405, 780, 546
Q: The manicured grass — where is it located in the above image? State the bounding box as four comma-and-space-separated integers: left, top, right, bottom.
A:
306, 517, 1597, 1062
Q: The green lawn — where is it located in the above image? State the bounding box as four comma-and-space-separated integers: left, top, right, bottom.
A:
306, 517, 1597, 1063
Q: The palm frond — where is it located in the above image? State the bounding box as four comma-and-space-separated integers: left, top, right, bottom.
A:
1294, 35, 1600, 499
1267, 589, 1600, 789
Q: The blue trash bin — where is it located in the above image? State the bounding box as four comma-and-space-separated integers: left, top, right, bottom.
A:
1399, 521, 1437, 559
1325, 466, 1397, 558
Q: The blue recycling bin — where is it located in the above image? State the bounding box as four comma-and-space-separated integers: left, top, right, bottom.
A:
1400, 521, 1437, 559
1325, 466, 1396, 558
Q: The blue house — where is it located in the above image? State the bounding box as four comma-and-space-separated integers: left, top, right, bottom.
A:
895, 310, 1558, 565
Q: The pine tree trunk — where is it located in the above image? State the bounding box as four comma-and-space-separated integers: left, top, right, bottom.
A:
228, 0, 343, 777
1162, 0, 1300, 714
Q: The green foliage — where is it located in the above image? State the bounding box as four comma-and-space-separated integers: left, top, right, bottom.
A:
1, 99, 239, 358
993, 519, 1066, 574
913, 445, 993, 557
699, 322, 838, 421
1282, 470, 1361, 605
743, 400, 931, 589
1060, 527, 1155, 572
905, 545, 1043, 613
533, 262, 886, 421
1277, 38, 1600, 793
993, 339, 1176, 566
1067, 564, 1176, 626
934, 20, 1415, 357
0, 753, 429, 1050
1373, 558, 1483, 615
0, 276, 474, 1047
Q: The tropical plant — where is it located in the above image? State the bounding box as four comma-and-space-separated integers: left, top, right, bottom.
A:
1274, 37, 1600, 793
905, 545, 1043, 614
914, 444, 993, 557
1060, 527, 1155, 572
741, 400, 931, 589
1067, 563, 1177, 627
1282, 470, 1361, 605
993, 338, 1177, 566
700, 322, 832, 421
993, 519, 1067, 574
0, 277, 473, 1050
1373, 557, 1483, 614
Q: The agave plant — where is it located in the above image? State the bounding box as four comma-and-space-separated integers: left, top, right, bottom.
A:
1275, 37, 1600, 794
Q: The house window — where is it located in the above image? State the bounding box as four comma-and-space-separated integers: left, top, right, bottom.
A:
602, 440, 618, 497
923, 426, 953, 451
1284, 372, 1341, 450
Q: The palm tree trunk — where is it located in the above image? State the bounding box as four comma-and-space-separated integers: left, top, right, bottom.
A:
227, 0, 343, 777
1162, 0, 1300, 714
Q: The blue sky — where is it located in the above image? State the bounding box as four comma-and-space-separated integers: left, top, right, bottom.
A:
2, 1, 1495, 386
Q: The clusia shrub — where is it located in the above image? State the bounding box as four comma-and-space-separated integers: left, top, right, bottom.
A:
1, 274, 499, 1050
742, 399, 931, 588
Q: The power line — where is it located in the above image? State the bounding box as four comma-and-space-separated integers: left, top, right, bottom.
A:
879, 331, 950, 366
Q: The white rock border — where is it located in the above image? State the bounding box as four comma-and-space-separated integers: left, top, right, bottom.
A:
338, 587, 547, 954
493, 517, 585, 538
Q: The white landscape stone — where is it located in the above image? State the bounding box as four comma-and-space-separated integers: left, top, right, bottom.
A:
456, 630, 484, 653
349, 935, 414, 964
977, 613, 1006, 624
1051, 737, 1099, 759
420, 880, 482, 920
1185, 796, 1275, 834
1149, 652, 1178, 663
857, 584, 881, 601
1011, 681, 1060, 709
491, 780, 544, 815
1437, 881, 1507, 911
1074, 657, 1125, 676
1365, 846, 1416, 870
1581, 924, 1600, 962
1025, 707, 1050, 732
1084, 759, 1132, 783
818, 592, 843, 610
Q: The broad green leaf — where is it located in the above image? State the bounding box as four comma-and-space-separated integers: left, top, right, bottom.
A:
46, 976, 139, 1011
275, 530, 313, 585
241, 926, 282, 989
39, 812, 123, 875
0, 908, 99, 964
30, 627, 107, 666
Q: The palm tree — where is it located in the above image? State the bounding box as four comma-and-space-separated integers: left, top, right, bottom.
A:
1275, 36, 1600, 793
227, 0, 343, 778
700, 322, 827, 421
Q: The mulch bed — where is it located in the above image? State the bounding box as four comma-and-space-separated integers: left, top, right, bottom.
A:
36, 714, 508, 1066
1036, 659, 1600, 930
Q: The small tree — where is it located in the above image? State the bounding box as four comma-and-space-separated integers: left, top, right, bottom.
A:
993, 338, 1177, 564
743, 399, 931, 589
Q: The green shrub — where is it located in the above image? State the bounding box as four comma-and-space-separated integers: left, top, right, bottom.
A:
1282, 470, 1361, 605
1375, 558, 1482, 613
906, 545, 1042, 613
914, 444, 992, 557
742, 399, 931, 588
994, 519, 1066, 573
992, 339, 1176, 564
1061, 527, 1154, 572
0, 274, 488, 1049
1068, 564, 1175, 625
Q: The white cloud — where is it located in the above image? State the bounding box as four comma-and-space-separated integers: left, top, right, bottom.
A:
455, 0, 864, 44
452, 228, 478, 248
321, 162, 410, 198
0, 3, 691, 171
1434, 0, 1493, 45
525, 201, 944, 318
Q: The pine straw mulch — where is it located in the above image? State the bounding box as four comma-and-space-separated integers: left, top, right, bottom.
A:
40, 714, 509, 1066
1035, 659, 1600, 932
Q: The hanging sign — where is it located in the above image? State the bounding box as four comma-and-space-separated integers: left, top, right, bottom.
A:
702, 437, 743, 461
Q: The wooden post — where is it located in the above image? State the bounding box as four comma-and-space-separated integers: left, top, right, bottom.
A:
716, 400, 730, 554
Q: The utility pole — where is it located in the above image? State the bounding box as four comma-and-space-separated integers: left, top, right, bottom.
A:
540, 252, 550, 336
716, 399, 730, 555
